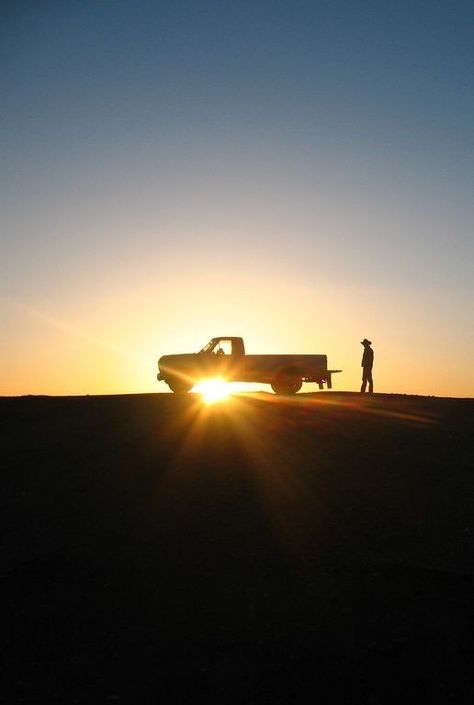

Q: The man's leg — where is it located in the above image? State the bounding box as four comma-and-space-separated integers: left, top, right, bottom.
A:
368, 371, 373, 394
361, 370, 367, 393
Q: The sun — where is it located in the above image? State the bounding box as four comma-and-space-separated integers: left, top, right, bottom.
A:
194, 378, 230, 404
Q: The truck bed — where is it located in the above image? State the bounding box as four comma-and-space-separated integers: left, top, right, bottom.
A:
241, 354, 328, 382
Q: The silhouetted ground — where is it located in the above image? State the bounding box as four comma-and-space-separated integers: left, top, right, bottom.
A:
1, 392, 473, 703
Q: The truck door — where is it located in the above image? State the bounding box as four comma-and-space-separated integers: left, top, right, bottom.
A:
213, 339, 233, 378
214, 338, 245, 380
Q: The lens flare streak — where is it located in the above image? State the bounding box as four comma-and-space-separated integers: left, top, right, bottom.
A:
194, 378, 230, 404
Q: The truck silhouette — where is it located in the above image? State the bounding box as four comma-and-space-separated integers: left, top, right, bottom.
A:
157, 337, 341, 394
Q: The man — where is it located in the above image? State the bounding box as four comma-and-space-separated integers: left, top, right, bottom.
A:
360, 338, 374, 393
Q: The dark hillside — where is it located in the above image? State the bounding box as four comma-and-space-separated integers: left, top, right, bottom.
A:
1, 392, 473, 703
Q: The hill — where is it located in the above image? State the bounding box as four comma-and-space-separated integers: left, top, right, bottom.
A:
2, 392, 473, 703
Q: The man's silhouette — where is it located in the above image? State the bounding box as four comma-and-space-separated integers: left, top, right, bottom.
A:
360, 338, 374, 393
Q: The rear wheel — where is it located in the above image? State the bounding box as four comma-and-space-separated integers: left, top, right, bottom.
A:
271, 372, 302, 395
167, 377, 193, 393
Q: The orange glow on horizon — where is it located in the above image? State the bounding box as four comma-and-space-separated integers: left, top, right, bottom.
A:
1, 282, 473, 399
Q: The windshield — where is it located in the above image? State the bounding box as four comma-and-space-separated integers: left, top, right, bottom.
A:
199, 339, 233, 355
199, 340, 216, 353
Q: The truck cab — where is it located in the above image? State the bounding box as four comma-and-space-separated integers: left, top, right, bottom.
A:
200, 337, 245, 356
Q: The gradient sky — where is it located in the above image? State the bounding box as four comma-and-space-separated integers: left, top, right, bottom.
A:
1, 0, 473, 397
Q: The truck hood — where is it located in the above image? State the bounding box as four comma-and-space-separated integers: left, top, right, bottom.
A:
158, 353, 196, 371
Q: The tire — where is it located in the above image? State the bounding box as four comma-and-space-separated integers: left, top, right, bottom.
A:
271, 371, 302, 395
167, 377, 193, 393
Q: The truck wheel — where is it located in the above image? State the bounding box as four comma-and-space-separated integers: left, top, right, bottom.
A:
167, 377, 193, 393
271, 374, 302, 395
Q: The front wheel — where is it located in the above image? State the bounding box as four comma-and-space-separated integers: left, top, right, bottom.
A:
167, 377, 193, 393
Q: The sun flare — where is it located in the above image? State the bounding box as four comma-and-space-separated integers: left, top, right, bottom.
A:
195, 378, 230, 404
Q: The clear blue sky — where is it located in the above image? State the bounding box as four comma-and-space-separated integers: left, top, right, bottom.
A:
1, 1, 473, 395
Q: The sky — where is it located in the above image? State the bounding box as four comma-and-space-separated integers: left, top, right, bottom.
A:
1, 0, 473, 397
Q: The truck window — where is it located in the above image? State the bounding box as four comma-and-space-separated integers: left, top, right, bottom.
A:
215, 340, 232, 355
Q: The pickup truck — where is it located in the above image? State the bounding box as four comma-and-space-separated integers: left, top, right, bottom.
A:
157, 336, 341, 394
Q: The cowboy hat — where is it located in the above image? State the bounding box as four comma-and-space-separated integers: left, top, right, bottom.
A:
361, 338, 372, 345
